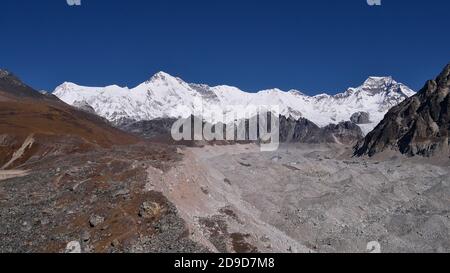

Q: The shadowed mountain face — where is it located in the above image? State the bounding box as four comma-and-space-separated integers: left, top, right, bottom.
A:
355, 64, 450, 157
119, 115, 363, 146
279, 117, 363, 145
0, 70, 139, 169
0, 70, 46, 100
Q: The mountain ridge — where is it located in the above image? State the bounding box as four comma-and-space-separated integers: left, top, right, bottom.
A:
54, 72, 416, 135
0, 70, 139, 169
354, 63, 450, 157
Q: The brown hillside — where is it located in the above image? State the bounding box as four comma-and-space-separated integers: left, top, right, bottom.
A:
0, 70, 139, 169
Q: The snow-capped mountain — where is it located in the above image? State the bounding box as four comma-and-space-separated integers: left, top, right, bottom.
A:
53, 72, 415, 134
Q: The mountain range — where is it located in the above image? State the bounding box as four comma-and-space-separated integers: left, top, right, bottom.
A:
1, 65, 449, 254
53, 72, 416, 135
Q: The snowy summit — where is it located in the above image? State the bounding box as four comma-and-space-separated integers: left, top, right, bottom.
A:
53, 72, 416, 134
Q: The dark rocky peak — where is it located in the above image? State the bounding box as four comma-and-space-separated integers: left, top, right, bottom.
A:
437, 64, 450, 85
350, 112, 371, 124
354, 63, 450, 157
0, 69, 44, 99
0, 69, 27, 88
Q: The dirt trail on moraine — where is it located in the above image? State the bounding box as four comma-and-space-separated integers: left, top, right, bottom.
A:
0, 170, 30, 181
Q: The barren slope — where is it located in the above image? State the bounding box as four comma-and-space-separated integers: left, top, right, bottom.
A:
0, 70, 138, 169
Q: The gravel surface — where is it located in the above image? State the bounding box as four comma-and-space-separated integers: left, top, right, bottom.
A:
152, 143, 450, 253
1, 142, 448, 253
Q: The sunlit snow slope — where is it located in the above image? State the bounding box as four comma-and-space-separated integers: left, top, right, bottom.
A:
53, 72, 415, 134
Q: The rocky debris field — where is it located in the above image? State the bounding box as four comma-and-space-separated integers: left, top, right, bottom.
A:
0, 143, 207, 253
1, 141, 449, 253
154, 143, 450, 253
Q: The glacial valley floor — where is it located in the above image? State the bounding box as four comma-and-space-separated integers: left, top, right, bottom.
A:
1, 143, 449, 253
158, 143, 450, 253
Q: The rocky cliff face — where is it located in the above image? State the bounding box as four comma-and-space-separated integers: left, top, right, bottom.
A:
279, 117, 363, 145
279, 117, 321, 143
323, 121, 364, 145
355, 64, 450, 157
350, 111, 371, 124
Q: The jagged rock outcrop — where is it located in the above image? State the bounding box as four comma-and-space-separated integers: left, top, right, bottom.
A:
323, 121, 364, 145
268, 116, 362, 144
355, 64, 450, 157
350, 111, 371, 124
279, 117, 321, 143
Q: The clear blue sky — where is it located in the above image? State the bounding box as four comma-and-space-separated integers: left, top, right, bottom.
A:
1, 0, 449, 94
